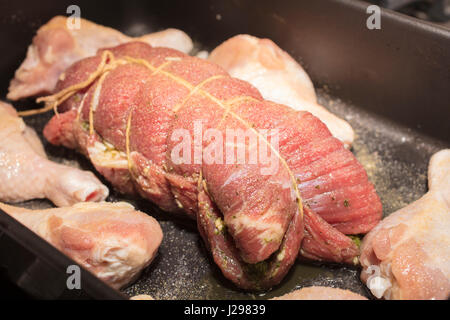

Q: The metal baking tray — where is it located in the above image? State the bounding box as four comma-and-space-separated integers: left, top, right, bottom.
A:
0, 0, 449, 299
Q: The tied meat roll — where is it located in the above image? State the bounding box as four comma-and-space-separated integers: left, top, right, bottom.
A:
42, 42, 382, 290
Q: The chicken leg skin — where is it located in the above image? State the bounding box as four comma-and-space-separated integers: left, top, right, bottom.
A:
272, 286, 367, 300
0, 201, 163, 289
360, 149, 450, 300
0, 102, 108, 206
8, 16, 193, 100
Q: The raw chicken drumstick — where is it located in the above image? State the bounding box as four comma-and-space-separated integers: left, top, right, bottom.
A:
41, 42, 381, 290
8, 16, 193, 101
0, 102, 108, 206
0, 201, 163, 289
360, 149, 450, 300
209, 35, 355, 147
273, 286, 367, 300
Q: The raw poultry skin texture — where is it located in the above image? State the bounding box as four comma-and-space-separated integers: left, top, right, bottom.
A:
8, 16, 193, 100
0, 102, 108, 206
42, 42, 381, 290
360, 149, 450, 300
0, 201, 163, 289
208, 35, 355, 147
272, 286, 367, 300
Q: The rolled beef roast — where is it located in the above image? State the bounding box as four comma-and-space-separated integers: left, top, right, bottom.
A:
41, 42, 382, 290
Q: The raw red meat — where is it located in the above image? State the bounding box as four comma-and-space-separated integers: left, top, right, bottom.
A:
43, 42, 381, 289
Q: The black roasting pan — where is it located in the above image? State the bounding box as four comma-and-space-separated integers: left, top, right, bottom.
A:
0, 0, 449, 299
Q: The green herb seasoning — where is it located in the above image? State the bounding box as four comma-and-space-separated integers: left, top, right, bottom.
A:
349, 235, 361, 248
